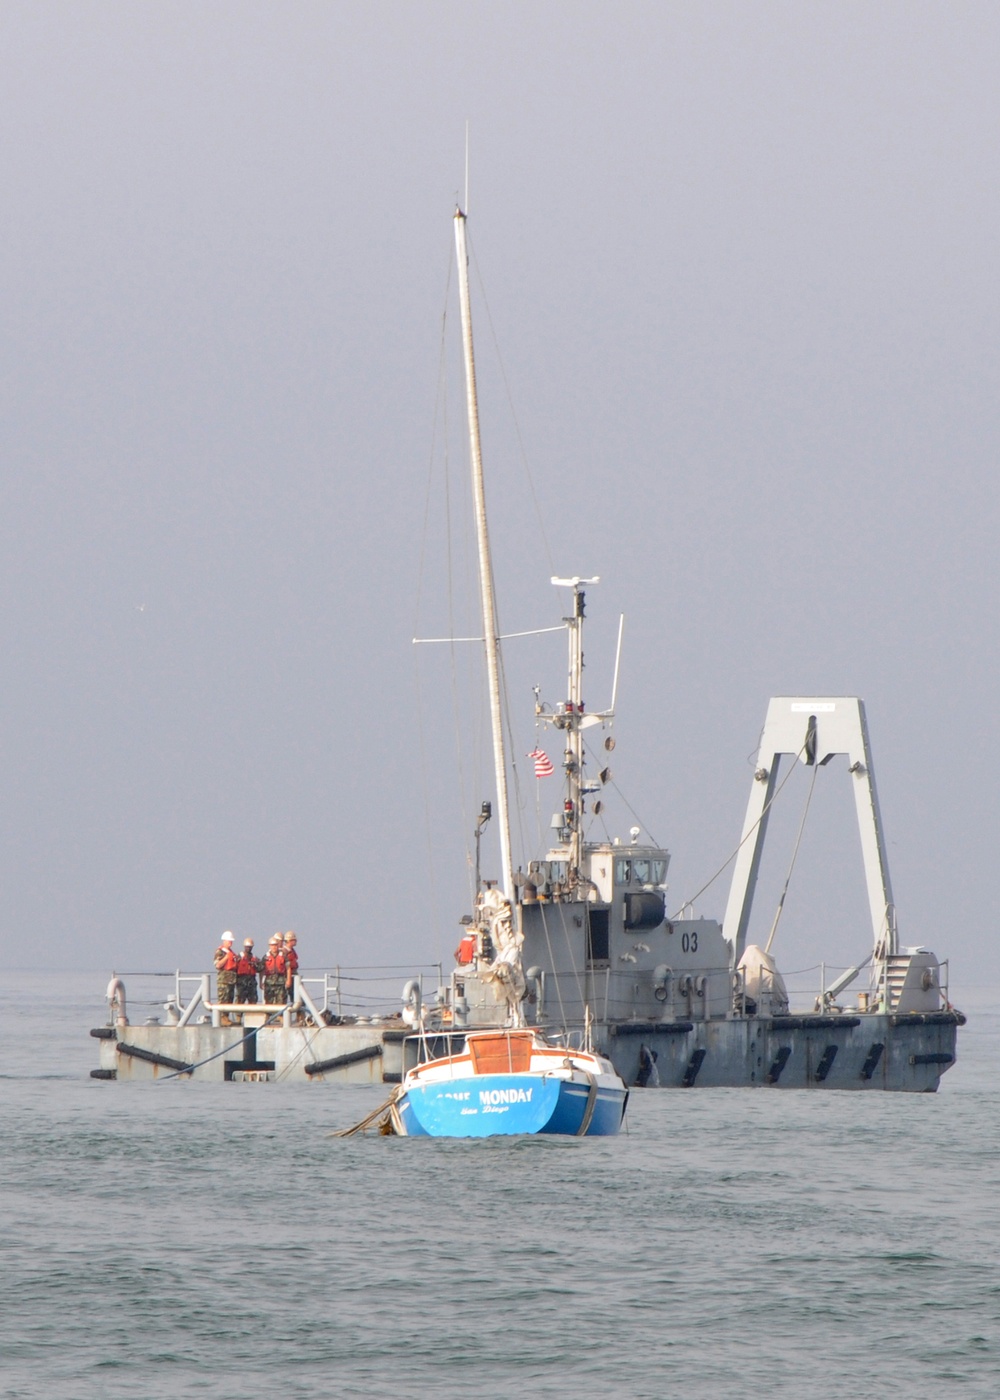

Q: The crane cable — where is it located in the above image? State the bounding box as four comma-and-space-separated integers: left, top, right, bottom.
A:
764, 761, 819, 955
670, 740, 809, 919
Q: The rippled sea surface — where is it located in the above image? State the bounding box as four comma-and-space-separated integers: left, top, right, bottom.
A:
2, 972, 998, 1399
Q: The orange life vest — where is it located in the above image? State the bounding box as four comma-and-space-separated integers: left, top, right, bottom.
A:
236, 950, 257, 976
284, 948, 299, 973
216, 946, 238, 972
265, 950, 285, 975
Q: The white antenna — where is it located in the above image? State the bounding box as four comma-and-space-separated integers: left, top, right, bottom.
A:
609, 613, 624, 715
464, 121, 470, 214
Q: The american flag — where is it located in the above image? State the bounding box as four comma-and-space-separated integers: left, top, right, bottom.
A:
528, 748, 555, 778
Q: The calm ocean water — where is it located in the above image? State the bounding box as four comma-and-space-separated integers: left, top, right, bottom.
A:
1, 972, 998, 1399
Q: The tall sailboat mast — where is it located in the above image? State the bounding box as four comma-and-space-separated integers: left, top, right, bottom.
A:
453, 208, 514, 902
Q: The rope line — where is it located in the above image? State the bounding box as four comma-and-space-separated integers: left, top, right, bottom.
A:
155, 1011, 286, 1081
764, 763, 819, 955
414, 252, 459, 950
274, 1025, 325, 1082
671, 742, 809, 918
536, 902, 570, 1032
328, 1086, 401, 1138
469, 234, 555, 577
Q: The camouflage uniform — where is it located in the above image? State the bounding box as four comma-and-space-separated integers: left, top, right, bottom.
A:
236, 970, 259, 1003
263, 942, 286, 1007
214, 944, 237, 1004
235, 945, 260, 1003
283, 940, 299, 1003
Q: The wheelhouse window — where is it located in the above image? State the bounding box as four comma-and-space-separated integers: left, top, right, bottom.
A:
615, 856, 667, 886
530, 859, 568, 887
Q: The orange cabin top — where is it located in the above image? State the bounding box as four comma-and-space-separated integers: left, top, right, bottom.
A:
468, 1031, 533, 1075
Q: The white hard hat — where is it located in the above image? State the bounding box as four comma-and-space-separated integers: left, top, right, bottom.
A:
221, 931, 234, 942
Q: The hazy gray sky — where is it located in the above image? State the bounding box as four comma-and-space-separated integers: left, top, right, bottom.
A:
1, 2, 997, 999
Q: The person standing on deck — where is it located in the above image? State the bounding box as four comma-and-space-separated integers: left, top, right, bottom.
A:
263, 935, 286, 1008
214, 932, 238, 1013
235, 939, 259, 1005
283, 931, 299, 1005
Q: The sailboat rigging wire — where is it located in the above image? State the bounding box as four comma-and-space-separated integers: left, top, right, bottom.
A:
468, 235, 556, 577
495, 623, 535, 888
557, 902, 588, 1014
600, 776, 662, 850
537, 901, 570, 1032
413, 657, 446, 952
413, 625, 565, 644
445, 308, 485, 902
670, 740, 809, 918
413, 247, 454, 628
764, 762, 819, 955
413, 253, 464, 946
528, 718, 557, 849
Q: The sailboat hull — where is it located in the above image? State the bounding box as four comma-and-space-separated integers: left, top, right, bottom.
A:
395, 1072, 627, 1138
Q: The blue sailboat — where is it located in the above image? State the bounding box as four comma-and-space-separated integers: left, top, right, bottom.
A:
391, 208, 628, 1138
394, 1030, 627, 1138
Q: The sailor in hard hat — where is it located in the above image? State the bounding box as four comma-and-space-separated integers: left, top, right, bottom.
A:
263, 934, 286, 1008
213, 931, 238, 1011
235, 938, 259, 1006
282, 931, 299, 1005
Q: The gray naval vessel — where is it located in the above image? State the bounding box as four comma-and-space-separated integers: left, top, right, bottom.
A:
406, 580, 963, 1094
92, 207, 962, 1091
92, 587, 963, 1092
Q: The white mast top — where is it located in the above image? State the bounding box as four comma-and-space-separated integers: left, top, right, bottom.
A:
453, 208, 514, 901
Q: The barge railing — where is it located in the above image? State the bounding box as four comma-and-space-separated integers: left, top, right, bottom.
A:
104, 964, 446, 1028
